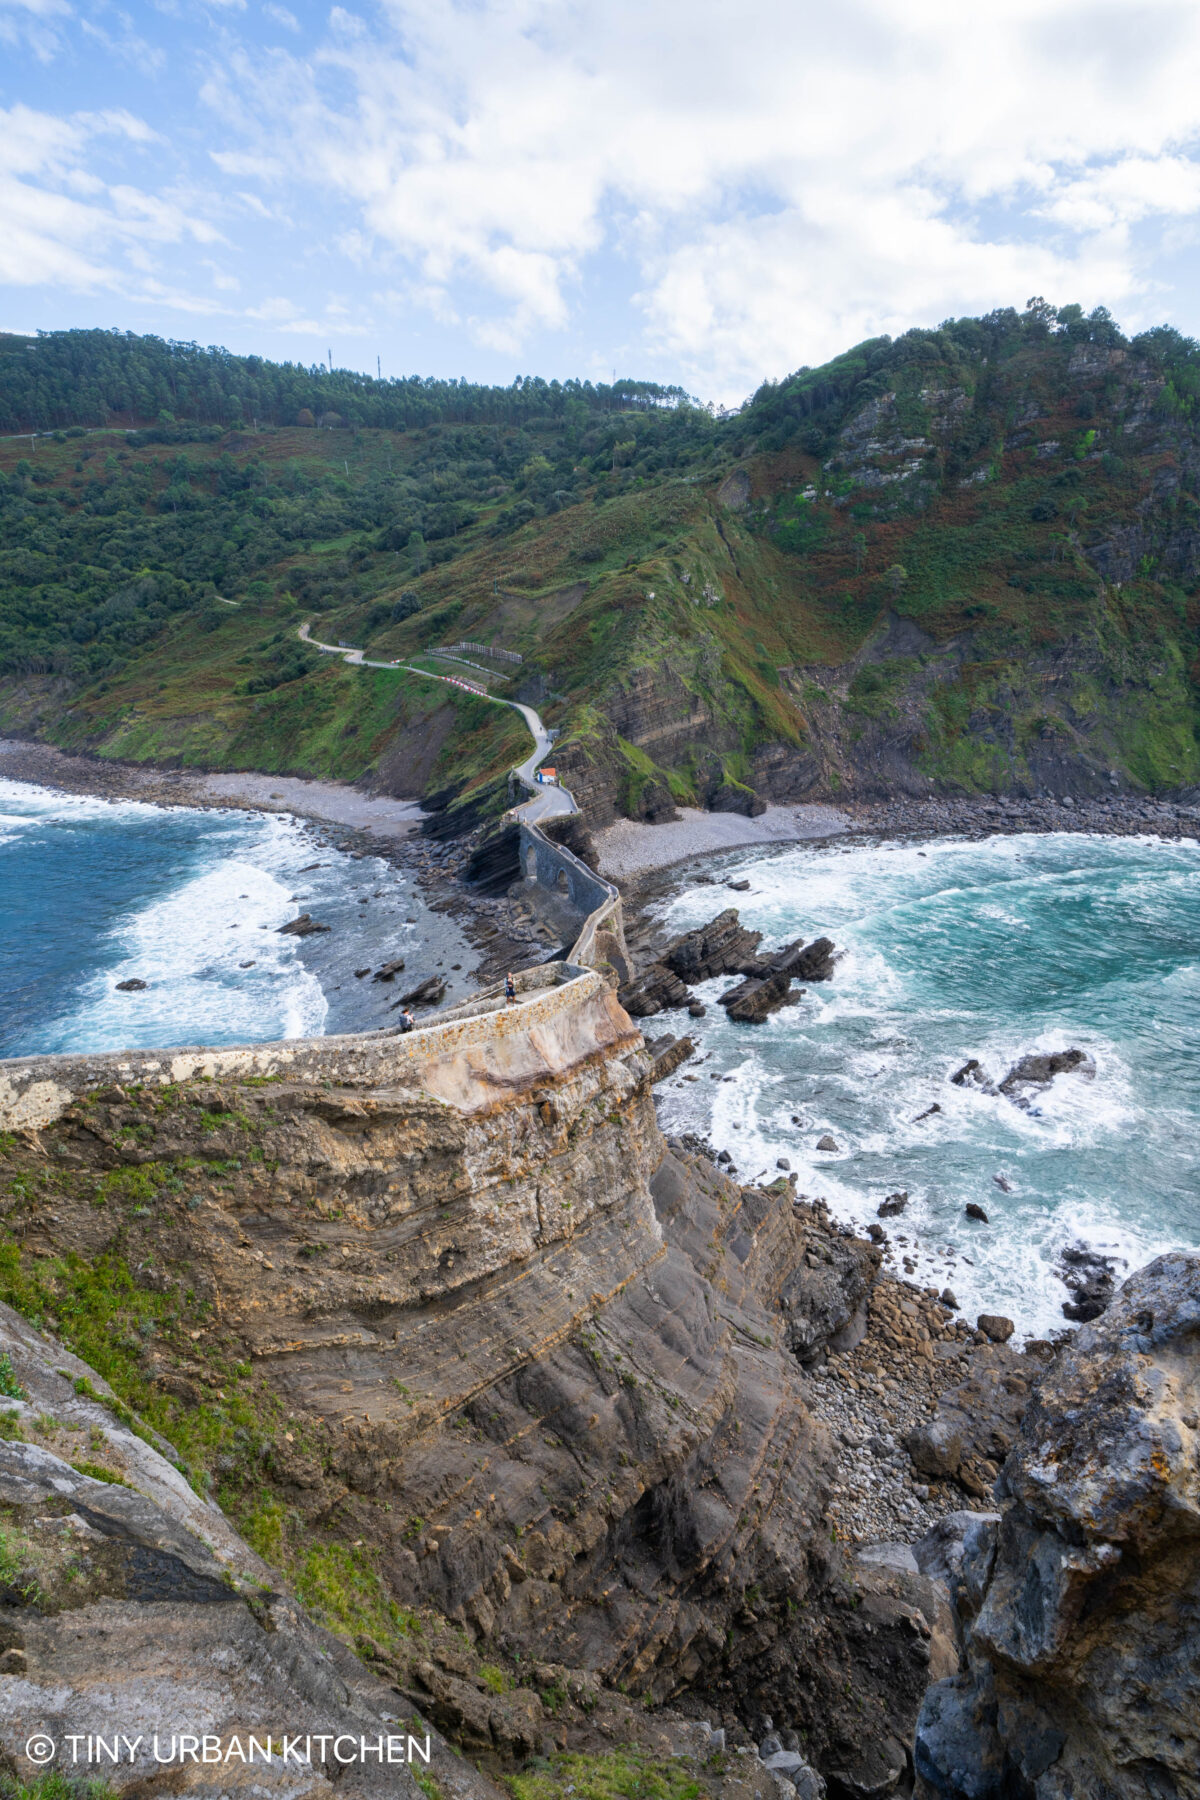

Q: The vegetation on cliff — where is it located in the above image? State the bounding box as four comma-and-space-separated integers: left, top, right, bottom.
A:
4, 298, 1200, 818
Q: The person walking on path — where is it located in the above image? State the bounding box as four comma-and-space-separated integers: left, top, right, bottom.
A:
398, 1009, 415, 1033
505, 972, 517, 1002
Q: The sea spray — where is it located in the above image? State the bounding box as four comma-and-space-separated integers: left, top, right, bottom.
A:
653, 830, 1200, 1337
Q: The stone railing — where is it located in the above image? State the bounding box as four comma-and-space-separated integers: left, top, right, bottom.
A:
0, 962, 644, 1125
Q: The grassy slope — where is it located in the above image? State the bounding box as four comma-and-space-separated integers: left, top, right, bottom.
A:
3, 319, 1200, 813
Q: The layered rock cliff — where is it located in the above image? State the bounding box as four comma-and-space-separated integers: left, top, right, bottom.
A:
0, 969, 951, 1794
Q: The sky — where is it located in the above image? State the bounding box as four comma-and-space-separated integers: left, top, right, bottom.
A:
4, 0, 1200, 406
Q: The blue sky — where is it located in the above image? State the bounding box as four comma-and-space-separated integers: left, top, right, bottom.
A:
4, 0, 1200, 405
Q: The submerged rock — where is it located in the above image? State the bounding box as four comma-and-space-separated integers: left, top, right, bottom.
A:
914, 1252, 1200, 1800
278, 912, 331, 936
998, 1046, 1094, 1099
395, 974, 446, 1009
1057, 1240, 1119, 1321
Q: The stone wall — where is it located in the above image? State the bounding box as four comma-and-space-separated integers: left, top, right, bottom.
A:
518, 818, 615, 921
0, 963, 641, 1125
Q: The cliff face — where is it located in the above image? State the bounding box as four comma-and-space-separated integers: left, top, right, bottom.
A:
914, 1252, 1200, 1800
0, 976, 952, 1793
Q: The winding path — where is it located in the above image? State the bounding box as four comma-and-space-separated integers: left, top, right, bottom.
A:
298, 622, 575, 823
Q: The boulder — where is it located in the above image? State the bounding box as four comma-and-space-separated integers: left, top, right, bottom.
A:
878, 1191, 908, 1218
904, 1341, 1045, 1497
720, 970, 799, 1022
278, 912, 331, 936
1057, 1241, 1118, 1321
914, 1252, 1200, 1800
618, 962, 691, 1017
114, 978, 148, 992
816, 1135, 839, 1153
646, 1035, 696, 1084
976, 1314, 1014, 1343
905, 1415, 967, 1481
373, 958, 407, 982
964, 1203, 989, 1222
912, 1510, 1001, 1592
395, 975, 446, 1008
997, 1046, 1095, 1101
763, 1749, 827, 1797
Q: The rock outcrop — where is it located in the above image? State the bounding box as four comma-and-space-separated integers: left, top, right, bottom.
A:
720, 970, 801, 1023
914, 1252, 1200, 1800
620, 912, 837, 1022
0, 975, 932, 1793
0, 1306, 495, 1800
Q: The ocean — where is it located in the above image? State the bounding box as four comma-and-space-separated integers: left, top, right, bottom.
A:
652, 830, 1200, 1337
0, 779, 476, 1058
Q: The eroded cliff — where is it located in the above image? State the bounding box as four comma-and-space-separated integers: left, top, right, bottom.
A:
0, 972, 952, 1795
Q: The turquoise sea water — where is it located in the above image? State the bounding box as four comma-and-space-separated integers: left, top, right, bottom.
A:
653, 831, 1200, 1336
0, 779, 470, 1057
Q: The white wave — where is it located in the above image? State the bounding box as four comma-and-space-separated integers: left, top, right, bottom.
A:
651, 828, 1200, 1336
43, 811, 332, 1051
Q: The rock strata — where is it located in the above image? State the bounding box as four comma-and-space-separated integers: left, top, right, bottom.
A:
914, 1252, 1200, 1800
720, 970, 801, 1023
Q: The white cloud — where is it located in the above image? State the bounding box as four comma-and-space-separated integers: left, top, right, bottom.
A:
0, 0, 71, 63
0, 103, 221, 292
194, 0, 1200, 396
262, 2, 298, 27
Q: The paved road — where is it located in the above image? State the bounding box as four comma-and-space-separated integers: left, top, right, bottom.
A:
298, 623, 576, 823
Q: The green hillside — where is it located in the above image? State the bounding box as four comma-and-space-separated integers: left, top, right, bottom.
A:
3, 300, 1200, 826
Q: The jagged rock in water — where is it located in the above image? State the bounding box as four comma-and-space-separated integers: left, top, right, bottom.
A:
278, 912, 331, 936
115, 977, 148, 991
914, 1252, 1200, 1800
769, 936, 837, 982
373, 959, 407, 982
659, 908, 764, 982
949, 1058, 993, 1092
1057, 1240, 1119, 1321
618, 961, 692, 1016
997, 1046, 1094, 1100
645, 1034, 695, 1083
878, 1191, 908, 1218
396, 974, 446, 1008
719, 969, 800, 1022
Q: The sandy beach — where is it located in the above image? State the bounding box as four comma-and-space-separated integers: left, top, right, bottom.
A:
594, 803, 851, 880
0, 739, 425, 838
